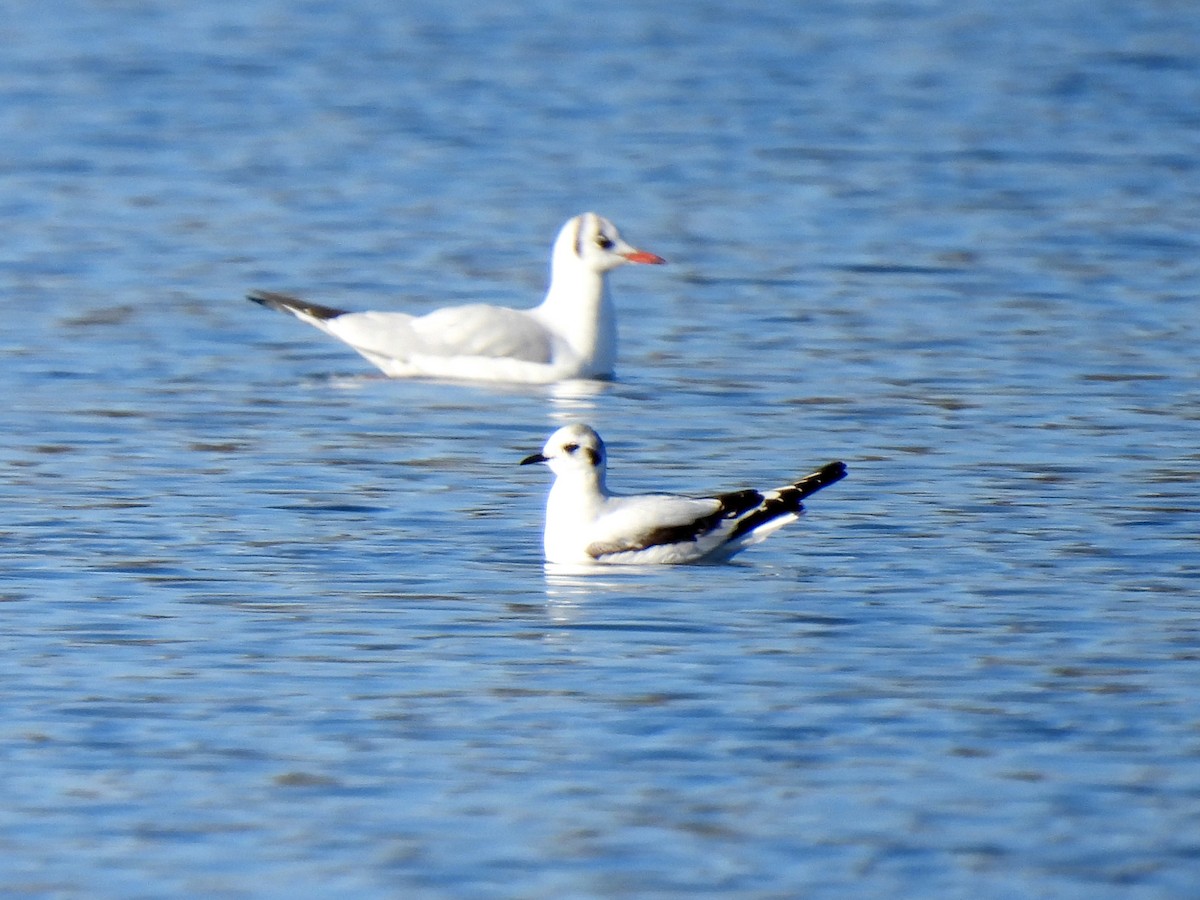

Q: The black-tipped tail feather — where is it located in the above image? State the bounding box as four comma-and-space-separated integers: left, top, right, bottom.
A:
247, 290, 348, 321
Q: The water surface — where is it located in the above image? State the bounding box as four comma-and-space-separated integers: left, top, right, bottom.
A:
1, 1, 1198, 897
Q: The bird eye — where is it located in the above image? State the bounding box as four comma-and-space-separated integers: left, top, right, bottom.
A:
563, 443, 580, 454
595, 235, 614, 250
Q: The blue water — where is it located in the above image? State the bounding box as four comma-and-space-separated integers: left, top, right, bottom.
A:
2, 1, 1198, 896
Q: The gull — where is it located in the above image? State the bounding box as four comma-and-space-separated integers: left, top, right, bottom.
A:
247, 212, 664, 383
521, 424, 847, 565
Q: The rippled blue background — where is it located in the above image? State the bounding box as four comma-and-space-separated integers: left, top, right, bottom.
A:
2, 1, 1197, 896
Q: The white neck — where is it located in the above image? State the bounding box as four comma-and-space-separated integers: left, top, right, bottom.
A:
544, 467, 609, 559
532, 247, 617, 378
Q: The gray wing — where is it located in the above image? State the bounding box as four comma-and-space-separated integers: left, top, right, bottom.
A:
585, 490, 763, 558
409, 304, 554, 362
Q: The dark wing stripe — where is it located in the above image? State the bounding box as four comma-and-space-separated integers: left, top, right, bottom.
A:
586, 463, 846, 559
248, 290, 348, 321
791, 462, 848, 501
587, 512, 724, 557
729, 462, 847, 541
713, 488, 766, 518
729, 494, 798, 540
587, 490, 764, 558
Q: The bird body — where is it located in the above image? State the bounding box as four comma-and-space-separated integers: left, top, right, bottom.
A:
522, 424, 847, 565
249, 213, 663, 383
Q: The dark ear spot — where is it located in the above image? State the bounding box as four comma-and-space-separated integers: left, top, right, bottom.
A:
586, 448, 602, 466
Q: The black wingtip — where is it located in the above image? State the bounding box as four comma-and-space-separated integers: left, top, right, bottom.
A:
792, 461, 848, 500
820, 461, 848, 484
726, 461, 847, 543
247, 290, 347, 321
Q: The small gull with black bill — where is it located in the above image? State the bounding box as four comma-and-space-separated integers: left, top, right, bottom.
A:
521, 424, 847, 565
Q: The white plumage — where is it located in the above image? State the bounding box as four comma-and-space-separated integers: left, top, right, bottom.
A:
249, 212, 663, 383
521, 424, 847, 565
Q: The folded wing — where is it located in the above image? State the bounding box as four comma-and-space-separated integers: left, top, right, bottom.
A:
321, 306, 554, 367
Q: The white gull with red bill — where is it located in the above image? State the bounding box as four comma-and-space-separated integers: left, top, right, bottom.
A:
521, 424, 848, 565
248, 212, 664, 383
